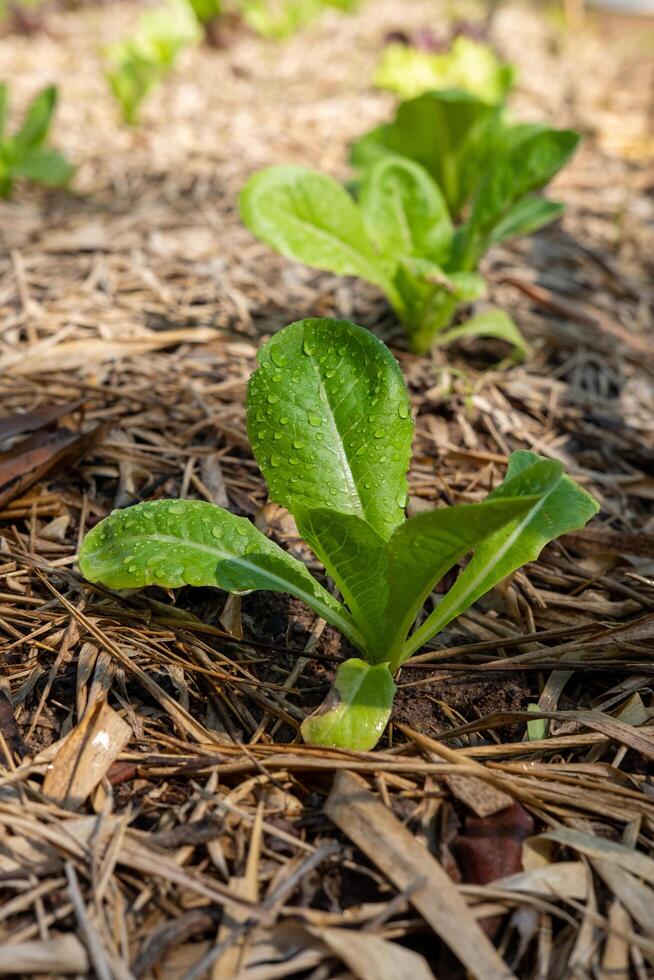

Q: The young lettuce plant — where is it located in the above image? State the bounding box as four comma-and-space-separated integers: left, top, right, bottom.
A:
242, 157, 519, 354
79, 318, 598, 751
0, 84, 73, 198
240, 98, 579, 355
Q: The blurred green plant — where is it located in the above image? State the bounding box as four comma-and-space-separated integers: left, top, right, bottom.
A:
105, 0, 201, 125
239, 0, 358, 40
374, 36, 515, 103
0, 84, 73, 198
187, 0, 222, 21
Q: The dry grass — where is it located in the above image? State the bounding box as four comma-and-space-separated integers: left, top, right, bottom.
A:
0, 0, 653, 976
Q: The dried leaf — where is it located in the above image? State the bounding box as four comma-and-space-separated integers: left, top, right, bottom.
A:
0, 400, 82, 441
0, 423, 105, 508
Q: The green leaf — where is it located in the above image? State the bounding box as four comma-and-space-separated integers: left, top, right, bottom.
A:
13, 85, 57, 153
246, 318, 414, 541
388, 458, 565, 668
239, 165, 393, 296
483, 195, 565, 248
403, 450, 599, 658
0, 83, 8, 139
350, 91, 501, 217
301, 658, 395, 751
14, 147, 74, 187
527, 704, 547, 741
457, 127, 580, 269
392, 257, 486, 354
79, 498, 364, 650
358, 157, 453, 266
434, 309, 528, 358
294, 507, 389, 658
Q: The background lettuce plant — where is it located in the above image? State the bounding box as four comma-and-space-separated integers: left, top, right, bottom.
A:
79, 317, 598, 751
240, 92, 579, 354
239, 0, 358, 40
105, 0, 201, 125
0, 84, 73, 198
374, 36, 515, 103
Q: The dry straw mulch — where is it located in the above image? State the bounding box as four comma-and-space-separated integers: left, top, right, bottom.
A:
0, 0, 653, 977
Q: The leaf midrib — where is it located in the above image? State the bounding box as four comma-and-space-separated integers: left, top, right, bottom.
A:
308, 355, 366, 522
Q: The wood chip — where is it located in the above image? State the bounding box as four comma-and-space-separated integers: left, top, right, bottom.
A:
42, 700, 132, 810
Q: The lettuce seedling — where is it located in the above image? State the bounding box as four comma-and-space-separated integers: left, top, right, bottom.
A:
79, 317, 598, 752
0, 84, 73, 199
105, 0, 201, 125
242, 160, 527, 354
240, 95, 579, 354
374, 36, 515, 103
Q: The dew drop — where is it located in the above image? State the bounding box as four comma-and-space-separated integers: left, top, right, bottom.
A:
273, 431, 283, 440
395, 491, 407, 508
270, 345, 286, 367
267, 393, 280, 404
279, 416, 289, 425
292, 437, 305, 449
271, 454, 282, 467
307, 411, 322, 427
303, 336, 316, 356
398, 403, 410, 419
211, 526, 223, 539
373, 429, 385, 439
